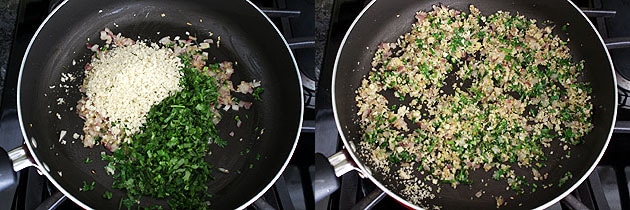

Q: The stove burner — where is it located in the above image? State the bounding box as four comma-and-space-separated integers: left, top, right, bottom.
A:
616, 72, 630, 109
593, 0, 630, 110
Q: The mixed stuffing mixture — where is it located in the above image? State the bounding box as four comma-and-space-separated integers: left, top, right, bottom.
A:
355, 5, 592, 208
76, 28, 262, 209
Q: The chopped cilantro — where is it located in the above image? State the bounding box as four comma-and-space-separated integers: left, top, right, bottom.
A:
558, 171, 573, 187
103, 191, 113, 200
81, 181, 95, 191
102, 57, 226, 209
252, 87, 264, 101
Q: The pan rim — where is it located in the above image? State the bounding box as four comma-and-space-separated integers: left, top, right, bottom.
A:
17, 1, 90, 208
331, 0, 418, 209
531, 1, 616, 209
16, 0, 305, 209
331, 0, 618, 209
235, 1, 304, 209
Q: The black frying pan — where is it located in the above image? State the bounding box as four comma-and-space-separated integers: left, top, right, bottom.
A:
333, 0, 616, 209
2, 0, 303, 209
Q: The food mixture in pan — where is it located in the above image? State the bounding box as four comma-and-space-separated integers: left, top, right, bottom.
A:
76, 28, 262, 209
355, 5, 592, 208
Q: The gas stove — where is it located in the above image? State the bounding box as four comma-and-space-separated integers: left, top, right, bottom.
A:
2, 0, 630, 209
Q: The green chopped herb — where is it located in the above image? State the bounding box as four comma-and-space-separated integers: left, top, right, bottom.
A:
120, 195, 138, 210
84, 157, 92, 164
81, 181, 95, 191
103, 191, 113, 200
558, 171, 573, 187
101, 55, 229, 209
253, 87, 264, 101
492, 169, 507, 181
388, 153, 401, 164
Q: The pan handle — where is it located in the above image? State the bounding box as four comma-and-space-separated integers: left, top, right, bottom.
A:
328, 150, 360, 177
313, 151, 360, 203
0, 148, 18, 192
8, 145, 36, 172
0, 145, 37, 192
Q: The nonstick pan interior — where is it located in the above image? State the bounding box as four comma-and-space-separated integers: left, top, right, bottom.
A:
333, 0, 616, 209
18, 0, 303, 209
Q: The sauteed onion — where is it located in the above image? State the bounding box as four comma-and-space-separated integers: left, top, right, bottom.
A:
355, 5, 592, 208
